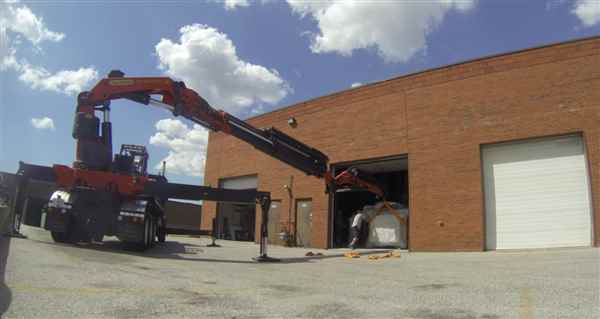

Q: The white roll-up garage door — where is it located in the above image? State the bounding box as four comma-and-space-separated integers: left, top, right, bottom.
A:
219, 175, 257, 190
483, 135, 593, 250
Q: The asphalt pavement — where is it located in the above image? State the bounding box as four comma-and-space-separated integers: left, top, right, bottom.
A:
1, 226, 599, 318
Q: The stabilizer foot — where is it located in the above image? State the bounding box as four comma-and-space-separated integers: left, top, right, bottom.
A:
206, 218, 220, 247
253, 255, 280, 263
3, 231, 26, 239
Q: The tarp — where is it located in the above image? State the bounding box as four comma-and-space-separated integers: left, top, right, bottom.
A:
364, 202, 408, 249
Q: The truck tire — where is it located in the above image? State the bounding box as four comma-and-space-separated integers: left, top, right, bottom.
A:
143, 216, 151, 249
149, 217, 156, 247
50, 220, 78, 244
133, 217, 151, 251
157, 227, 166, 243
51, 231, 69, 243
156, 215, 166, 243
92, 234, 104, 243
78, 231, 92, 243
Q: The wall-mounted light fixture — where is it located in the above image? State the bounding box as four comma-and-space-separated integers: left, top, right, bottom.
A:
287, 117, 297, 128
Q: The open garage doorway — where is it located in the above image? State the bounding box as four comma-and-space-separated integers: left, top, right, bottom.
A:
330, 156, 409, 248
216, 175, 257, 242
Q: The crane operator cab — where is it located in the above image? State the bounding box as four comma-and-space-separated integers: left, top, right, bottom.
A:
71, 100, 149, 177
113, 144, 149, 176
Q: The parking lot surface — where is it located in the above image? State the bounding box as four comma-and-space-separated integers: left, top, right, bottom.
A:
1, 226, 599, 318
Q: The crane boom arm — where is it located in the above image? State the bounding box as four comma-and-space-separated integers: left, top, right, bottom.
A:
77, 71, 384, 197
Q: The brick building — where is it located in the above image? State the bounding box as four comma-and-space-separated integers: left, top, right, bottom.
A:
165, 200, 202, 232
201, 37, 600, 251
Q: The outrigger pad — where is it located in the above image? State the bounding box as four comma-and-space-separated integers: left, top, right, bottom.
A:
252, 255, 281, 263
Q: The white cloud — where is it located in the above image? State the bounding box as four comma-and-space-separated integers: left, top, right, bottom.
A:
250, 104, 265, 115
4, 60, 98, 95
222, 0, 249, 10
0, 38, 14, 68
351, 82, 362, 88
155, 24, 291, 115
0, 1, 98, 95
0, 0, 64, 46
572, 0, 600, 27
149, 118, 209, 177
31, 117, 55, 130
287, 0, 476, 63
214, 0, 277, 10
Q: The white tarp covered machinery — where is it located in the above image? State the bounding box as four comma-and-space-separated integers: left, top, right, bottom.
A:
351, 201, 408, 249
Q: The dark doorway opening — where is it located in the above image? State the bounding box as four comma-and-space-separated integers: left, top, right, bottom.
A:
216, 175, 257, 242
217, 203, 255, 241
331, 156, 409, 248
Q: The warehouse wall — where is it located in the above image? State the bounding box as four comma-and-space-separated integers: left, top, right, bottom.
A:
202, 37, 600, 251
165, 201, 202, 231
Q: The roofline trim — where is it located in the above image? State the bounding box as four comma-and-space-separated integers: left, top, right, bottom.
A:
245, 35, 600, 122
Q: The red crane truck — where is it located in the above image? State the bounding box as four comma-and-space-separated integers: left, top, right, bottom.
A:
0, 70, 383, 260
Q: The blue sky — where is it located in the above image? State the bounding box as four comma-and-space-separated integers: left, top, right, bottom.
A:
1, 0, 599, 186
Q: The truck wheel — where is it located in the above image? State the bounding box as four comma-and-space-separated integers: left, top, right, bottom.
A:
51, 231, 69, 243
133, 216, 151, 251
156, 215, 166, 243
149, 218, 157, 247
157, 227, 166, 243
144, 216, 151, 249
92, 234, 104, 243
78, 231, 92, 243
51, 222, 79, 244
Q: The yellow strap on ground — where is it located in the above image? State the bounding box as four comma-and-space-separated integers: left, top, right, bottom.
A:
344, 251, 401, 260
368, 251, 401, 261
344, 252, 360, 258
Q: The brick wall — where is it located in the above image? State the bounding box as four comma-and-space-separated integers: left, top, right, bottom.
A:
202, 37, 600, 251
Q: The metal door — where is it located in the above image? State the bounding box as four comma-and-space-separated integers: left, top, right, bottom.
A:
267, 200, 281, 245
295, 199, 312, 247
